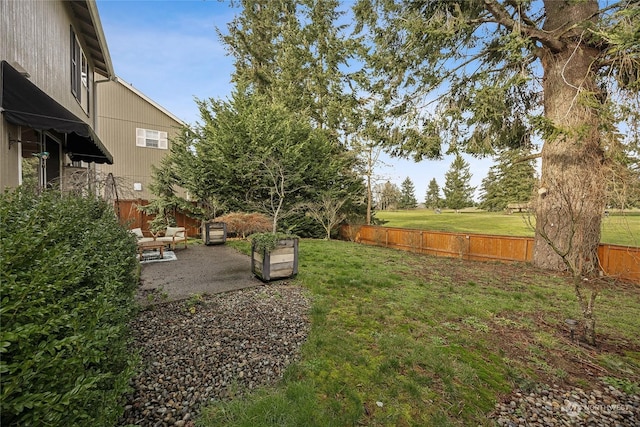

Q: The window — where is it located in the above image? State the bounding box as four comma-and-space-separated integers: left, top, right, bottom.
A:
70, 28, 80, 100
136, 128, 168, 149
70, 27, 89, 114
81, 53, 88, 89
80, 52, 89, 113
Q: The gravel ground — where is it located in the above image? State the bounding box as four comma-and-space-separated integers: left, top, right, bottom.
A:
119, 284, 310, 427
493, 384, 639, 426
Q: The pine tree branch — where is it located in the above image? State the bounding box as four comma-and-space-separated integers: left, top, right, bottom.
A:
482, 0, 565, 52
504, 0, 541, 28
512, 152, 542, 164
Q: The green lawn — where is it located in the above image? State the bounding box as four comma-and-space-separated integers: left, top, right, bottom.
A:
198, 239, 640, 426
374, 208, 640, 247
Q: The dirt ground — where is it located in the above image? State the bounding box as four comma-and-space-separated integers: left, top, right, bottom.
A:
138, 243, 263, 302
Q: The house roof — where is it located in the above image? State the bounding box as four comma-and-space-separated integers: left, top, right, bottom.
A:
68, 0, 114, 78
114, 77, 186, 125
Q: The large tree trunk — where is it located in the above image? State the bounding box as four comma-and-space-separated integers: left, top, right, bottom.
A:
533, 0, 606, 276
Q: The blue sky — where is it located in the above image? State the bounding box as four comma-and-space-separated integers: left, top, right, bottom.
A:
96, 0, 495, 202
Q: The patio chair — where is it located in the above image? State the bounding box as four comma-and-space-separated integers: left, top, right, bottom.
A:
156, 226, 188, 250
130, 227, 155, 243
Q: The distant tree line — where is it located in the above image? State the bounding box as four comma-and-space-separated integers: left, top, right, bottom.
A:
374, 151, 541, 212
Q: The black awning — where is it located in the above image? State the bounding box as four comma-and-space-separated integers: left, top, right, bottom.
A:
1, 60, 113, 164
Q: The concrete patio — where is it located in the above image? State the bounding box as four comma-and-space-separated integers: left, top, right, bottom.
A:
139, 243, 263, 301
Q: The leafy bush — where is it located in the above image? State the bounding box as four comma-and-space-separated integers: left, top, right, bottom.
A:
0, 188, 139, 427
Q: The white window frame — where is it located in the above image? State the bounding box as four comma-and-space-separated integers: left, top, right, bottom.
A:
136, 128, 168, 149
80, 52, 89, 114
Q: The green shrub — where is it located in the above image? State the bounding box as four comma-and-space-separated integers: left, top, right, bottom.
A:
249, 232, 298, 253
281, 212, 325, 238
0, 188, 139, 426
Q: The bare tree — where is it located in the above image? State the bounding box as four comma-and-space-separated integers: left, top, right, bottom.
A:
256, 156, 297, 234
360, 141, 383, 225
301, 193, 348, 239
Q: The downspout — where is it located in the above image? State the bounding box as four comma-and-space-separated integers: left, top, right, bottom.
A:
93, 75, 115, 130
92, 75, 116, 196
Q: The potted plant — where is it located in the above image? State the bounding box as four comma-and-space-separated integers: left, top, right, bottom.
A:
250, 232, 298, 281
197, 197, 227, 245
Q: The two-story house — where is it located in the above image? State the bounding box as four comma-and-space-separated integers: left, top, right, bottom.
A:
1, 0, 114, 191
96, 76, 185, 201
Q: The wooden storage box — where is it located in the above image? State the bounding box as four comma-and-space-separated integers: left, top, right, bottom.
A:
202, 221, 227, 245
251, 238, 298, 281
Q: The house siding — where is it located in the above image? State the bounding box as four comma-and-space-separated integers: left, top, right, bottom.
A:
1, 0, 94, 122
97, 79, 184, 200
0, 0, 104, 190
0, 120, 20, 188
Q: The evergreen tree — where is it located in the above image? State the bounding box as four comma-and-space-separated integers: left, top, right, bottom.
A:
478, 169, 503, 212
605, 142, 640, 209
424, 178, 442, 209
398, 177, 418, 209
142, 165, 189, 232
217, 0, 368, 229
151, 90, 363, 236
479, 149, 536, 212
443, 155, 475, 210
354, 0, 640, 279
221, 0, 358, 139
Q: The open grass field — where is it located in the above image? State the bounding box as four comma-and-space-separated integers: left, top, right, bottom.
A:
375, 208, 640, 247
199, 239, 640, 426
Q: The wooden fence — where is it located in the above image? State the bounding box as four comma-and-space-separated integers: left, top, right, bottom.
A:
340, 224, 640, 285
114, 199, 201, 237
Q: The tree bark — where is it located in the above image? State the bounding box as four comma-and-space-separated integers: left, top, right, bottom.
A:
533, 0, 606, 276
366, 153, 373, 225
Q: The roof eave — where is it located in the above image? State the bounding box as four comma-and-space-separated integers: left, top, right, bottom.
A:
70, 0, 114, 78
86, 1, 114, 77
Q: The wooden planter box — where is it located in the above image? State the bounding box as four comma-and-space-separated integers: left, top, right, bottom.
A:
251, 238, 299, 281
202, 221, 227, 245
